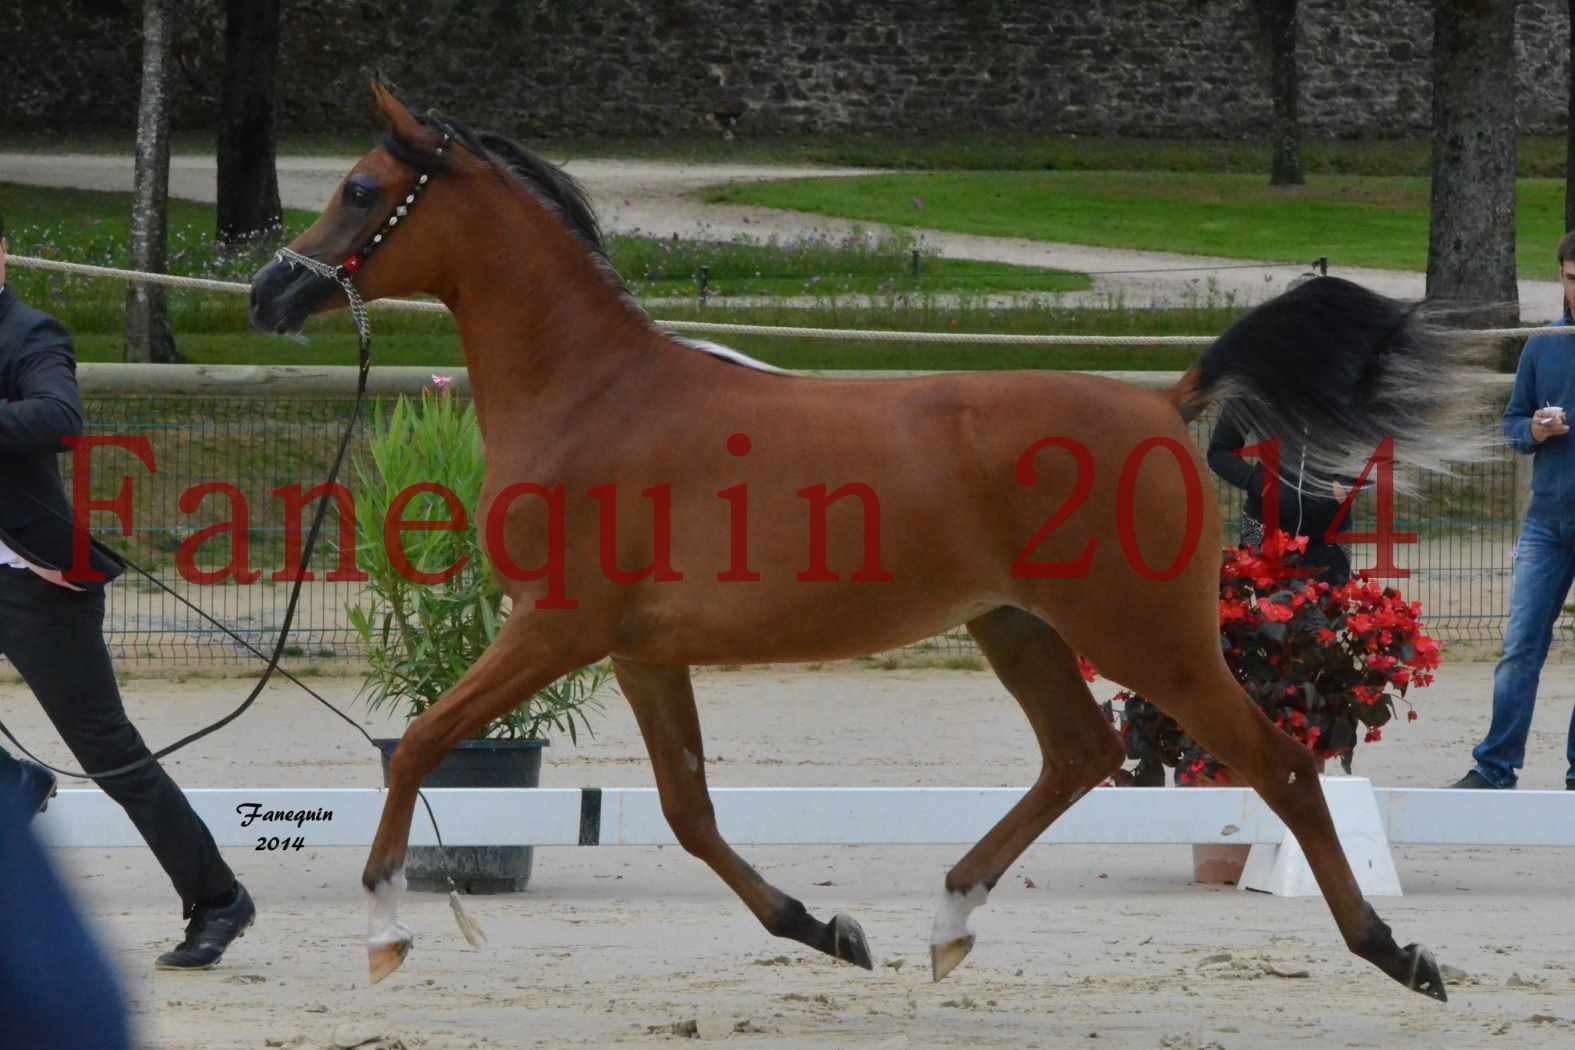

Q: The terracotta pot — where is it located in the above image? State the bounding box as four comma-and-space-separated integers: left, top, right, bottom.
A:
1191, 842, 1253, 885
1189, 757, 1325, 885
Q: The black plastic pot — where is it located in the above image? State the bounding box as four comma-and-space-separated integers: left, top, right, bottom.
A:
375, 737, 546, 894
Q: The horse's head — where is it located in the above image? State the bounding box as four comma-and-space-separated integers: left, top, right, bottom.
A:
249, 80, 460, 337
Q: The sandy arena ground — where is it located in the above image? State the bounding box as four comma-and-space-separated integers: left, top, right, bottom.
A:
5, 660, 1575, 1049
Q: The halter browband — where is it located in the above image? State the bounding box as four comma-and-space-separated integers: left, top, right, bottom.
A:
336, 127, 451, 280
272, 127, 452, 350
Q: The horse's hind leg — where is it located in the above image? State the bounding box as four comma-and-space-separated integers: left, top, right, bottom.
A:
1136, 656, 1448, 1002
930, 607, 1126, 981
611, 657, 873, 969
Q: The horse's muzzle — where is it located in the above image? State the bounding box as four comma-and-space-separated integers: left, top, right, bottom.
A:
249, 258, 340, 337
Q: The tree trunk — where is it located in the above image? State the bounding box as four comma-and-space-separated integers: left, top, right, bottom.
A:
1259, 0, 1304, 186
126, 0, 178, 364
1427, 0, 1520, 337
216, 0, 283, 244
1565, 0, 1575, 234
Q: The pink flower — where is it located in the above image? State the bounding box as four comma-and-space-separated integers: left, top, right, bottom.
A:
430, 374, 454, 393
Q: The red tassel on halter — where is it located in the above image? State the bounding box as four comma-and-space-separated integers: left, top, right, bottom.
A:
343, 255, 364, 274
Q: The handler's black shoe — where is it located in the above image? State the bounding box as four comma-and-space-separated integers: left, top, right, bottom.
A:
155, 882, 255, 970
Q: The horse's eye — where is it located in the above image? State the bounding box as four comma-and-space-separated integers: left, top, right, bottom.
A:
344, 182, 377, 208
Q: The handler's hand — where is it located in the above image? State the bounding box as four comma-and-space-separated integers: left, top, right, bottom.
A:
1532, 410, 1570, 443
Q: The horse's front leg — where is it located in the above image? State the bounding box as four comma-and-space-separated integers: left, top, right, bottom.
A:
363, 609, 608, 983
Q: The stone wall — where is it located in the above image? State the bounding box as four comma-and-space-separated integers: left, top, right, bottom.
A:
1, 1, 1568, 140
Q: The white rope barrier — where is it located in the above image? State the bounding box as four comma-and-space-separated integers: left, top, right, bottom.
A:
11, 254, 445, 312
11, 253, 1568, 345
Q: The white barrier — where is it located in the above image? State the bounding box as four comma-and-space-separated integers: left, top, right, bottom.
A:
32, 778, 1573, 898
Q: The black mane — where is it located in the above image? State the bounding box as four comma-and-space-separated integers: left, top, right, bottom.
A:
383, 115, 623, 289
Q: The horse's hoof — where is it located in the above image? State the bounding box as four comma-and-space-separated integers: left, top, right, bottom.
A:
829, 913, 873, 970
930, 934, 975, 982
368, 938, 410, 985
1403, 943, 1448, 1002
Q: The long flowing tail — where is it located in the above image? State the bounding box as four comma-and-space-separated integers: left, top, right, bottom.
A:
1166, 276, 1501, 492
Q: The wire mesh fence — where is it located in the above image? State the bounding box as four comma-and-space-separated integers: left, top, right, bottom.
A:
76, 393, 370, 665
36, 371, 1564, 669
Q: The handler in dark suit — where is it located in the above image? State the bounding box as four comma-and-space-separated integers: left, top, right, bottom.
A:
0, 223, 255, 970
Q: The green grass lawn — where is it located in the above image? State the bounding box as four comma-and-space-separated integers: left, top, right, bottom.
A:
0, 178, 1207, 372
710, 171, 1570, 279
1, 169, 1541, 374
612, 231, 1089, 298
62, 298, 1227, 373
1, 179, 1086, 317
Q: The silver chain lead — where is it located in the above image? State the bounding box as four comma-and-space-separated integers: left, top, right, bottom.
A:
274, 246, 371, 354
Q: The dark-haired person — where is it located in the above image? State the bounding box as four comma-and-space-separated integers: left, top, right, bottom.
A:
0, 224, 256, 967
1207, 405, 1355, 588
1448, 232, 1575, 792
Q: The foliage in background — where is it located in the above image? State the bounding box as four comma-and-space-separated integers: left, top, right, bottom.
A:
342, 381, 611, 741
617, 226, 1088, 299
0, 179, 1239, 372
1090, 530, 1441, 786
0, 182, 1084, 314
3, 164, 1551, 372
787, 134, 1575, 180
6, 132, 1573, 179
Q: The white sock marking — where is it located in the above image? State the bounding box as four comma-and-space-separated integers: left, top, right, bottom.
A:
369, 868, 413, 948
930, 883, 989, 946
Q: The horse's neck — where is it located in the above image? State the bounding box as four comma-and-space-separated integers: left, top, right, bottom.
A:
445, 258, 663, 444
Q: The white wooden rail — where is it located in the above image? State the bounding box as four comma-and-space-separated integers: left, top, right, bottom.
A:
32, 778, 1573, 898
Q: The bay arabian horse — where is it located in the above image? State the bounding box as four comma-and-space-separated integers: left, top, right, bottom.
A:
250, 82, 1490, 1000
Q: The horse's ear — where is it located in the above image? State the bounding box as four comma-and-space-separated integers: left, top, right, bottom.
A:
368, 76, 424, 141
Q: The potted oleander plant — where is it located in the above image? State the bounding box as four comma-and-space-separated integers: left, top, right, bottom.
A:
343, 375, 612, 893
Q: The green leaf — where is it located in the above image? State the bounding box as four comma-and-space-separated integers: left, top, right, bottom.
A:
347, 392, 612, 741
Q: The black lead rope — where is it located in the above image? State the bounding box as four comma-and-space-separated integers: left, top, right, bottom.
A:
0, 306, 457, 884
0, 142, 468, 893
0, 343, 371, 783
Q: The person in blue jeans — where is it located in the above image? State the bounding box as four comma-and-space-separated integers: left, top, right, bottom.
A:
1449, 231, 1575, 791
